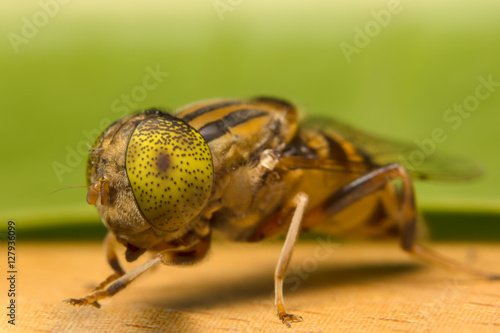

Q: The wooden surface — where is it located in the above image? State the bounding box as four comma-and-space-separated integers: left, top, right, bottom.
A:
2, 241, 500, 332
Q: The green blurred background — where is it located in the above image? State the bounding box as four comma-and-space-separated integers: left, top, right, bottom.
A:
1, 0, 499, 240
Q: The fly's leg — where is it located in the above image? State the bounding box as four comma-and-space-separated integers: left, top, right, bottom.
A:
274, 192, 309, 326
93, 232, 126, 292
303, 163, 500, 280
394, 171, 500, 280
64, 257, 162, 308
64, 233, 212, 308
406, 244, 499, 279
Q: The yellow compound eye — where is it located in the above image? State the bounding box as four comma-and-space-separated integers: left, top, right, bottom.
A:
125, 115, 214, 232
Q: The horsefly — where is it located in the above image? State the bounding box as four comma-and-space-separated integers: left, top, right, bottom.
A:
65, 97, 498, 326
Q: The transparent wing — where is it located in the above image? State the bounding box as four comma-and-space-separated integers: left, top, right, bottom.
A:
303, 117, 483, 181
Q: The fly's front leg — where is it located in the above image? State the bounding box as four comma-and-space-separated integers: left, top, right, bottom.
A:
303, 163, 500, 280
65, 256, 162, 308
274, 192, 309, 326
65, 233, 212, 308
93, 232, 126, 292
67, 232, 126, 308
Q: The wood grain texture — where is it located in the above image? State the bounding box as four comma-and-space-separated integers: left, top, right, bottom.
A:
2, 241, 499, 332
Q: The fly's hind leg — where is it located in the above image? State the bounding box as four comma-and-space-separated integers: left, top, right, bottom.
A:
274, 192, 309, 326
376, 165, 499, 280
395, 173, 500, 280
303, 162, 500, 280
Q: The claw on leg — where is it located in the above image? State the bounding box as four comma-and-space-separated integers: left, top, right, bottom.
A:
64, 256, 162, 309
64, 292, 104, 308
277, 304, 303, 327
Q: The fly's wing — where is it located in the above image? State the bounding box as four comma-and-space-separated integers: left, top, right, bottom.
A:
303, 117, 483, 181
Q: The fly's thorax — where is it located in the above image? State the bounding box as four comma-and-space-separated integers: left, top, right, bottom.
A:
174, 97, 299, 175
86, 110, 214, 250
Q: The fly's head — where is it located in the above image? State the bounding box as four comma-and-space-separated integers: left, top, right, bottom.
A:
87, 110, 214, 259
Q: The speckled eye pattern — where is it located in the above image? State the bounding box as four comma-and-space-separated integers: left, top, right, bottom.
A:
126, 116, 214, 231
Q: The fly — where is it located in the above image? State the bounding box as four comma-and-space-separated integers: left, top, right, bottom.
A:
65, 97, 498, 326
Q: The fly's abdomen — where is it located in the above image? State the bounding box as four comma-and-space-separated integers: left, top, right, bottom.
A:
288, 127, 403, 239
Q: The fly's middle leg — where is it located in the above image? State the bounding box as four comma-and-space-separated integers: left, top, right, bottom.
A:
274, 192, 309, 326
